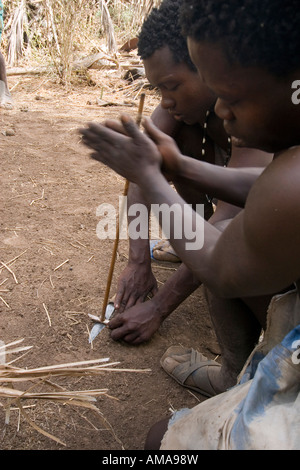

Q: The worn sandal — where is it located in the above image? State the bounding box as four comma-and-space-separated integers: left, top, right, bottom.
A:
160, 346, 221, 398
150, 239, 181, 263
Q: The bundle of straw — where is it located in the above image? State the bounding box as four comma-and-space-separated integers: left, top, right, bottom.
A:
0, 339, 150, 446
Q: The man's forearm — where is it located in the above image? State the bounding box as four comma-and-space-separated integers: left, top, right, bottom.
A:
151, 263, 201, 321
178, 157, 264, 207
140, 169, 221, 290
127, 182, 151, 263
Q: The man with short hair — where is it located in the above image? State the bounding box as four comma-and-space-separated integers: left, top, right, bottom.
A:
108, 1, 271, 399
80, 0, 300, 450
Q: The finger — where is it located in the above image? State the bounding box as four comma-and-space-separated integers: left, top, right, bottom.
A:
114, 285, 126, 311
108, 315, 124, 329
124, 293, 141, 310
116, 299, 128, 314
123, 332, 143, 344
115, 290, 131, 314
80, 122, 105, 140
130, 336, 147, 345
81, 131, 114, 153
104, 119, 128, 136
120, 114, 144, 141
90, 150, 116, 166
81, 122, 126, 146
110, 324, 132, 341
142, 117, 166, 143
135, 295, 145, 305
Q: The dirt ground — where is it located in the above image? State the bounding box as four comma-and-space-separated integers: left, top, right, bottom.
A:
0, 67, 220, 451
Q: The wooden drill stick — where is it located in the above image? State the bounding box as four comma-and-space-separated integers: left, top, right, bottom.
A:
100, 93, 146, 321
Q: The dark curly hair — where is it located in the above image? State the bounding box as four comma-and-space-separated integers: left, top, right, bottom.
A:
180, 0, 300, 77
138, 0, 196, 71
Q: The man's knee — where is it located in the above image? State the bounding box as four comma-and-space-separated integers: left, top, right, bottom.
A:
144, 418, 169, 450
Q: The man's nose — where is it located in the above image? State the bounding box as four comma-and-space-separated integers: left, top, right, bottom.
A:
161, 93, 175, 111
215, 98, 235, 121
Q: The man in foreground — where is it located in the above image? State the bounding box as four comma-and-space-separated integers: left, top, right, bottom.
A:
80, 0, 300, 449
109, 1, 271, 387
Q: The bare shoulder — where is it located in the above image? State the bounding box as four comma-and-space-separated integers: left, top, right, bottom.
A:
247, 146, 300, 205
244, 145, 300, 262
213, 146, 300, 295
229, 145, 273, 168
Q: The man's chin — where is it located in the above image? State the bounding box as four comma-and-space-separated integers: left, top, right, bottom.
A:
183, 117, 199, 126
231, 135, 278, 153
231, 136, 248, 148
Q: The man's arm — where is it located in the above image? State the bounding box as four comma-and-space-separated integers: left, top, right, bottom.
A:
109, 263, 201, 344
144, 117, 269, 208
177, 157, 265, 208
114, 106, 180, 311
114, 181, 158, 312
109, 208, 234, 344
140, 148, 300, 298
80, 117, 300, 299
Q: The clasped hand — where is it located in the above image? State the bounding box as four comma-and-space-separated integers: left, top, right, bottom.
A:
79, 114, 182, 183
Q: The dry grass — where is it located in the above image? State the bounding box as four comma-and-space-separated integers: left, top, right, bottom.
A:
0, 339, 150, 446
2, 0, 162, 83
0, 0, 162, 449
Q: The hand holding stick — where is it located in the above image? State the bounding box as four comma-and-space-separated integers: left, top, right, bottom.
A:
100, 93, 146, 321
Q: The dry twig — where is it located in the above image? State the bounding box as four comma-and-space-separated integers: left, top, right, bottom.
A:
0, 339, 150, 446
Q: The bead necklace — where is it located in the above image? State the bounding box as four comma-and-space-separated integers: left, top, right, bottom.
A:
202, 109, 232, 166
203, 109, 232, 204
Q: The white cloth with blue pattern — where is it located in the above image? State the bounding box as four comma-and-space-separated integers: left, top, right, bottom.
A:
161, 289, 300, 450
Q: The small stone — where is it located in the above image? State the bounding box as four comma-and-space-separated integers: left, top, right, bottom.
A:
4, 128, 16, 136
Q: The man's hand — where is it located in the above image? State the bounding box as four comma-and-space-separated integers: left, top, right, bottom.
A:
104, 117, 184, 180
80, 115, 163, 184
114, 262, 158, 313
143, 118, 183, 180
108, 299, 162, 344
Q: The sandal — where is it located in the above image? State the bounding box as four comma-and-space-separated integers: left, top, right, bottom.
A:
150, 239, 181, 263
160, 346, 221, 398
